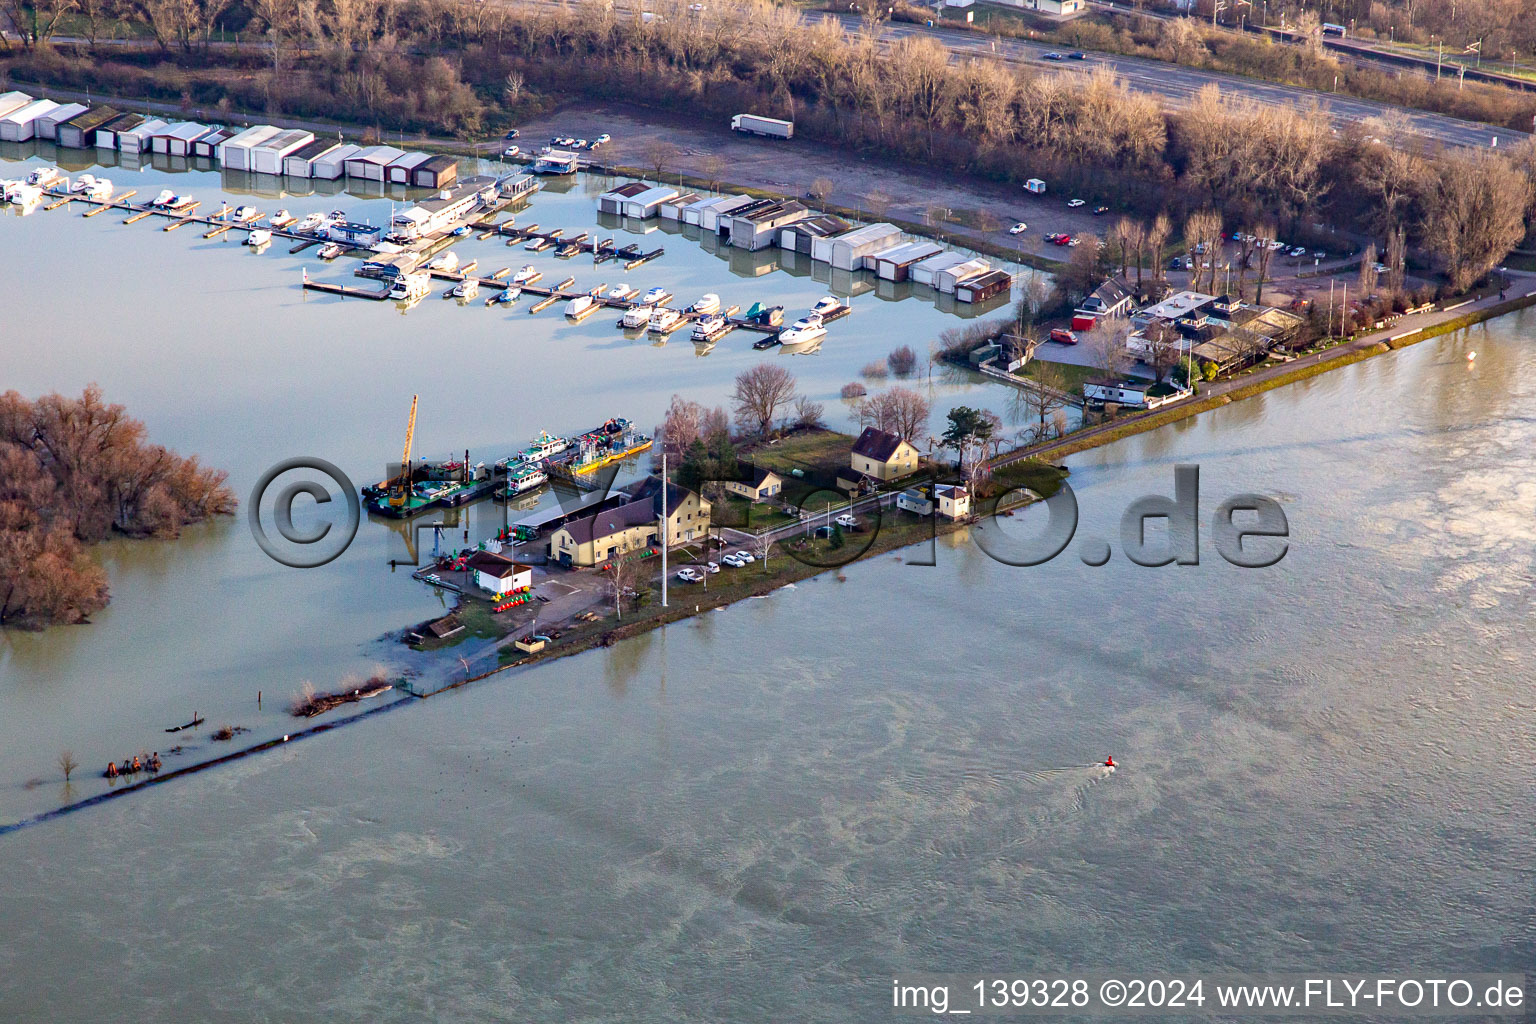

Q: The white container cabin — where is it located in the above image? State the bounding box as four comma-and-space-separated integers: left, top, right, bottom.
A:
0, 99, 60, 142
34, 102, 87, 142
218, 125, 281, 170
345, 145, 405, 181
826, 222, 901, 271
909, 251, 968, 288
250, 128, 315, 175
311, 143, 361, 180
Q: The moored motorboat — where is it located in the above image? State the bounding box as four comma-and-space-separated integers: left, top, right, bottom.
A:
638, 286, 670, 306
453, 277, 480, 299
621, 304, 653, 329
647, 307, 682, 334
777, 312, 827, 346
317, 241, 344, 260
512, 264, 541, 285
426, 251, 459, 272
245, 228, 272, 247
690, 293, 721, 315
296, 211, 325, 233
606, 283, 636, 300
565, 294, 597, 319
388, 272, 432, 301
270, 209, 295, 228
691, 314, 729, 342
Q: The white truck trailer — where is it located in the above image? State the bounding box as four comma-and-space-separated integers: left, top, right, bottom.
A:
730, 114, 793, 139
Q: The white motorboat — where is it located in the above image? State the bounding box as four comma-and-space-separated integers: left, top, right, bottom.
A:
606, 283, 637, 300
317, 242, 344, 260
231, 205, 260, 223
691, 293, 721, 315
296, 212, 325, 233
70, 174, 98, 194
150, 189, 177, 207
270, 209, 295, 228
639, 286, 669, 306
565, 294, 597, 318
810, 295, 842, 316
778, 313, 827, 346
511, 265, 541, 285
4, 182, 42, 205
81, 176, 112, 199
647, 307, 682, 334
453, 277, 480, 299
426, 251, 459, 272
245, 228, 272, 247
26, 167, 63, 187
621, 304, 653, 329
389, 272, 432, 301
691, 314, 729, 342
165, 195, 196, 211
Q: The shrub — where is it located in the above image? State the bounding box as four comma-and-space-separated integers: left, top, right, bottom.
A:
840, 382, 868, 399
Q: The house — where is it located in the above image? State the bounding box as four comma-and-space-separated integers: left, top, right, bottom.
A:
934, 484, 971, 520
547, 478, 710, 567
57, 106, 118, 149
724, 464, 783, 502
33, 101, 87, 142
530, 149, 578, 175
871, 241, 944, 282
1073, 276, 1134, 331
728, 199, 809, 251
849, 427, 920, 482
465, 551, 533, 596
896, 489, 934, 516
779, 214, 850, 254
824, 222, 902, 270
412, 154, 459, 189
956, 268, 1013, 304
993, 0, 1084, 12
1083, 377, 1152, 408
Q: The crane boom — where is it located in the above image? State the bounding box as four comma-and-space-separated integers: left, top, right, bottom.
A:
390, 395, 419, 507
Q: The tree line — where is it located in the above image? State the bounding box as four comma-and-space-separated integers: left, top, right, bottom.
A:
0, 387, 235, 627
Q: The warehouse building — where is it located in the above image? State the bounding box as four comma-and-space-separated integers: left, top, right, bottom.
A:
250, 129, 315, 175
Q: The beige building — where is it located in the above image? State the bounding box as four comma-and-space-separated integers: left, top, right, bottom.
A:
934, 484, 971, 520
548, 478, 710, 568
849, 427, 920, 482
725, 464, 784, 502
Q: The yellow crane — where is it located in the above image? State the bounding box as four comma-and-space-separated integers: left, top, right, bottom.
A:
389, 394, 419, 508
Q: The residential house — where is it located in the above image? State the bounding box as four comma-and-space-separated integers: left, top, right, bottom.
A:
934, 484, 971, 520
724, 464, 784, 502
465, 551, 533, 596
848, 427, 920, 482
1072, 276, 1134, 331
548, 478, 710, 567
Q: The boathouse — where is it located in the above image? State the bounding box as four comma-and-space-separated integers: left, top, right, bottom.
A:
870, 241, 944, 282
598, 181, 650, 215
825, 223, 902, 271
909, 251, 968, 288
779, 214, 850, 255
344, 145, 406, 181
116, 118, 168, 156
149, 122, 210, 157
412, 154, 458, 189
92, 112, 144, 150
955, 268, 1013, 304
250, 129, 315, 175
57, 106, 117, 149
0, 98, 60, 142
218, 125, 281, 170
729, 199, 810, 252
0, 92, 31, 121
33, 102, 87, 142
191, 127, 233, 159
386, 151, 430, 185
311, 143, 361, 180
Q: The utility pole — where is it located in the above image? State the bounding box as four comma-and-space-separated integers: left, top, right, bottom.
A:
660, 450, 668, 608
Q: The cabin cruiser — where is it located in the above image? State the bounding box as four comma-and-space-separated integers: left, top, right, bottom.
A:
231, 205, 260, 223
295, 211, 325, 233
504, 467, 549, 496
426, 251, 459, 272
638, 286, 669, 306
69, 174, 99, 194
490, 286, 521, 306
26, 167, 63, 187
512, 265, 540, 285
317, 242, 344, 260
74, 176, 112, 199
150, 189, 177, 207
621, 304, 654, 329
3, 182, 41, 205
388, 272, 432, 301
690, 293, 721, 316
810, 295, 842, 316
777, 312, 827, 346
647, 307, 682, 334
270, 209, 295, 228
453, 277, 480, 299
691, 314, 728, 342
564, 294, 596, 318
606, 283, 637, 300
245, 228, 272, 247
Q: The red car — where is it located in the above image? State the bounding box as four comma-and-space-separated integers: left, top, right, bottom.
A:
1049, 328, 1078, 345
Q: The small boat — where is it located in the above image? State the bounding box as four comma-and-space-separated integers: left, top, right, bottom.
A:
164, 714, 205, 734
451, 225, 472, 237
512, 265, 540, 285
388, 272, 432, 301
70, 174, 99, 194
504, 467, 549, 496
778, 313, 827, 346
565, 294, 597, 319
26, 166, 63, 187
752, 336, 779, 350
317, 242, 344, 260
621, 305, 653, 329
327, 209, 346, 222
606, 283, 636, 300
296, 211, 325, 233
81, 176, 112, 199
524, 235, 552, 251
745, 302, 784, 327
231, 204, 259, 223
4, 182, 42, 205
489, 286, 521, 305
811, 295, 842, 316
245, 228, 272, 247
165, 195, 196, 211
453, 277, 480, 299
150, 189, 177, 207
647, 307, 682, 334
426, 251, 460, 272
639, 286, 670, 306
691, 314, 729, 342
270, 209, 295, 228
690, 293, 721, 316
521, 431, 569, 461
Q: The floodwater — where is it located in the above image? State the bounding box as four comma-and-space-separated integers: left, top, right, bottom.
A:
3, 147, 1536, 1021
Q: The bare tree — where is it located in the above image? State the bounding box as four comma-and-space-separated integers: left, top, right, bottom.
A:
1358, 242, 1379, 296
809, 176, 835, 203
644, 138, 681, 181
1084, 320, 1133, 379
1022, 361, 1069, 439
1146, 213, 1171, 291
861, 387, 931, 441
753, 529, 773, 570
864, 187, 892, 220
1419, 148, 1531, 292
1385, 227, 1408, 294
58, 750, 78, 782
1253, 221, 1277, 305
700, 152, 728, 194
605, 551, 637, 620
731, 363, 798, 437
1184, 209, 1223, 294
792, 395, 825, 429
658, 394, 705, 453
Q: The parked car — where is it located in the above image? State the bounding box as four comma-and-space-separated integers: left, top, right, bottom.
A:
502, 146, 520, 158
1067, 198, 1085, 208
595, 133, 611, 145
1065, 236, 1081, 247
705, 561, 720, 574
1093, 205, 1109, 215
1372, 262, 1389, 274
1289, 247, 1307, 257
1041, 52, 1064, 61
502, 128, 520, 140
733, 550, 755, 563
1067, 51, 1088, 60
1049, 328, 1078, 345
721, 554, 744, 568
1267, 239, 1284, 251
1312, 249, 1327, 259
676, 567, 702, 583
574, 139, 589, 149
1009, 222, 1027, 235
835, 514, 857, 528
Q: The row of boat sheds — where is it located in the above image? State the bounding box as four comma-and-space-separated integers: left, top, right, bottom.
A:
597, 181, 1013, 304
0, 90, 457, 187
